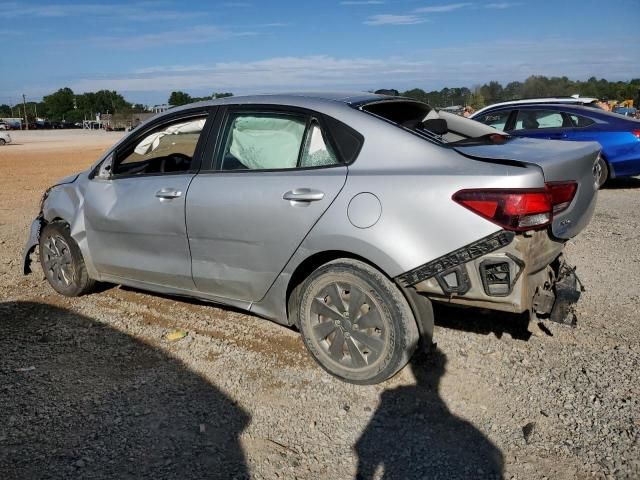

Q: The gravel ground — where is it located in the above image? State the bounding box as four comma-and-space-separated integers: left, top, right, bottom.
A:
0, 132, 638, 479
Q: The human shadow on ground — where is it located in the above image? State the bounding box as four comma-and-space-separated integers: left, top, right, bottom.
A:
355, 350, 504, 480
0, 301, 250, 480
433, 302, 532, 341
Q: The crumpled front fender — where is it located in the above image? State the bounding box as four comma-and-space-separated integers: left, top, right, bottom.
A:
22, 217, 43, 275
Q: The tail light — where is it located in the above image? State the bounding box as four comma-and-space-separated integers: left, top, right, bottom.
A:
632, 130, 640, 139
452, 182, 577, 232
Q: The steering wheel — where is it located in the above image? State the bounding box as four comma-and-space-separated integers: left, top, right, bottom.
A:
160, 153, 191, 172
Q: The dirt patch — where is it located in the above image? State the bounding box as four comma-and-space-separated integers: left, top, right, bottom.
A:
0, 131, 639, 479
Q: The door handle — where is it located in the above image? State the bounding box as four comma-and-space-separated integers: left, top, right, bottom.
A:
549, 133, 568, 139
283, 188, 325, 202
155, 188, 183, 199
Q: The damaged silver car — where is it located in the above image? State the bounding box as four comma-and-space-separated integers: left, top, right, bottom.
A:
23, 93, 600, 384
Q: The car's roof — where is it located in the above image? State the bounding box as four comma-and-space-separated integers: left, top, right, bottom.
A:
482, 103, 598, 112
184, 91, 390, 108
474, 97, 599, 116
473, 102, 640, 124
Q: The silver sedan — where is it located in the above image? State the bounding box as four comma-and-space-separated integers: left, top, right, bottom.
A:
23, 92, 600, 384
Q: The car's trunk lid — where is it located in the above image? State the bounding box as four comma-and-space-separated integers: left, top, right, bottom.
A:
454, 137, 600, 239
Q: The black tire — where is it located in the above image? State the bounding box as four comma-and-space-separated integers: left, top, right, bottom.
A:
0, 138, 6, 146
39, 222, 95, 296
596, 155, 609, 188
297, 259, 419, 384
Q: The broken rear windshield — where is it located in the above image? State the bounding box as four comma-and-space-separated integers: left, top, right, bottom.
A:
358, 99, 511, 147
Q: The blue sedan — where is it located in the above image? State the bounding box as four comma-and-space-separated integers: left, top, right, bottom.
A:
472, 103, 640, 184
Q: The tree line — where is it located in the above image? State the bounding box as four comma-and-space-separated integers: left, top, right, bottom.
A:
399, 76, 640, 109
2, 76, 639, 122
0, 88, 234, 123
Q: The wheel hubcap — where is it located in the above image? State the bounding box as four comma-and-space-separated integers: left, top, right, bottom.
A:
309, 282, 386, 369
42, 234, 74, 288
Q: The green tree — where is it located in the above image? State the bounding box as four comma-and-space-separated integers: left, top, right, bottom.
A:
402, 88, 430, 103
469, 90, 486, 110
480, 81, 504, 105
168, 91, 193, 106
43, 87, 75, 121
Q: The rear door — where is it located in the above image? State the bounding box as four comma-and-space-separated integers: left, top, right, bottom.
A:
510, 109, 569, 140
187, 106, 349, 301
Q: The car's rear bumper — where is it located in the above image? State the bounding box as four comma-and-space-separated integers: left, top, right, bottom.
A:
396, 230, 581, 322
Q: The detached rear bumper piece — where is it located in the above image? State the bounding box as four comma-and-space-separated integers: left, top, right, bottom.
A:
23, 217, 42, 275
396, 230, 581, 322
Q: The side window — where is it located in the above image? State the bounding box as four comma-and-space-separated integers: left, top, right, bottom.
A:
568, 113, 595, 127
113, 116, 206, 176
475, 110, 511, 131
299, 121, 339, 168
220, 113, 306, 170
514, 110, 563, 131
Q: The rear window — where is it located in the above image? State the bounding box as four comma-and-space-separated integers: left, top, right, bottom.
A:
360, 100, 431, 127
359, 99, 512, 146
568, 113, 595, 127
514, 110, 564, 130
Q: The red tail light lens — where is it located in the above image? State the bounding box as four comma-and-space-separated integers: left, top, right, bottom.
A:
632, 130, 640, 139
453, 182, 577, 231
547, 181, 577, 214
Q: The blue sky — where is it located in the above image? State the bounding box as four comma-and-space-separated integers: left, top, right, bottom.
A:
1, 0, 638, 105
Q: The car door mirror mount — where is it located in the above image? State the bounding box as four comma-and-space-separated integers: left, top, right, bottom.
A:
95, 153, 114, 180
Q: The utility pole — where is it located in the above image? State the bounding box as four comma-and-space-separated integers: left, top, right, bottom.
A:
22, 94, 28, 130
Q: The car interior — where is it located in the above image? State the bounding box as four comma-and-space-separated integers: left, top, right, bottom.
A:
220, 114, 339, 171
112, 117, 206, 176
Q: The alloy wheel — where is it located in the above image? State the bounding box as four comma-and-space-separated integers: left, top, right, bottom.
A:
42, 234, 75, 288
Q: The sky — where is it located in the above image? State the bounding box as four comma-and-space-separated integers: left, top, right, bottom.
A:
1, 0, 639, 106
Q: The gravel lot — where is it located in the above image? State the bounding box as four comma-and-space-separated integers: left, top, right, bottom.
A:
0, 131, 638, 479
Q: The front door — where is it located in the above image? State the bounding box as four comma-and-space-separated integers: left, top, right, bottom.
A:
84, 112, 211, 289
187, 108, 349, 301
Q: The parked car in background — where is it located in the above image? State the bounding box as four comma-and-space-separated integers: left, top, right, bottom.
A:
473, 96, 600, 117
613, 106, 637, 117
23, 93, 599, 384
472, 103, 640, 186
0, 131, 11, 145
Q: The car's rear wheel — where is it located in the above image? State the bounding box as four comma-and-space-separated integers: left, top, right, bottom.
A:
297, 259, 419, 384
39, 222, 95, 296
595, 154, 609, 187
0, 138, 6, 146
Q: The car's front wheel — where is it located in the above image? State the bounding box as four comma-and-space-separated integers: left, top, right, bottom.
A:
297, 259, 419, 384
39, 222, 95, 296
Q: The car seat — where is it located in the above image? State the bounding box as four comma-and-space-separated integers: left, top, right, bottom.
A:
522, 114, 540, 130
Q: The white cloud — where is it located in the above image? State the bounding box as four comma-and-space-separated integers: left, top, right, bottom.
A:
364, 14, 425, 25
414, 3, 472, 13
63, 38, 636, 97
484, 2, 521, 9
90, 25, 257, 49
341, 1, 385, 4
0, 2, 205, 21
